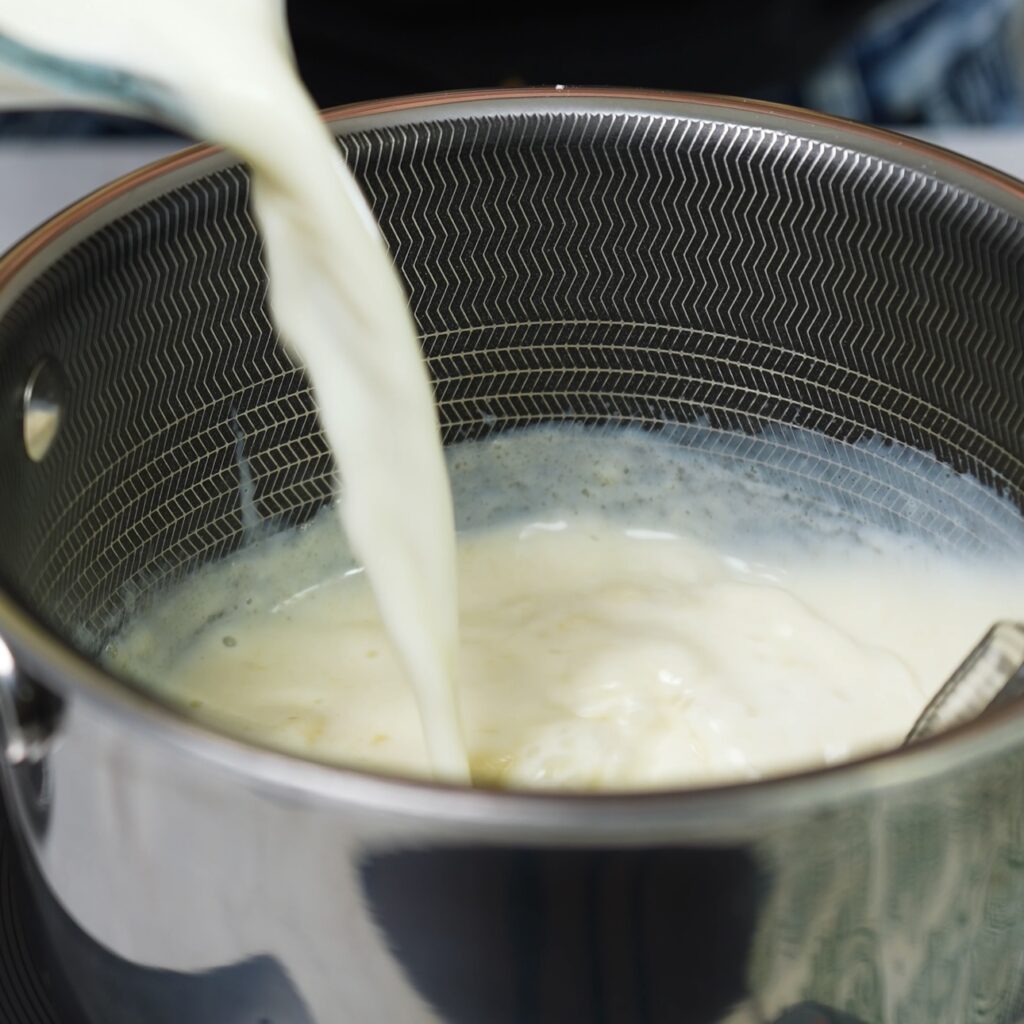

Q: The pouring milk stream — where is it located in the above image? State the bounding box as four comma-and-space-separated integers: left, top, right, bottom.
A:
0, 0, 468, 781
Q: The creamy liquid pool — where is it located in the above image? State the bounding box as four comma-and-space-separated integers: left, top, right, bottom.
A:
108, 427, 1024, 790
0, 1, 467, 780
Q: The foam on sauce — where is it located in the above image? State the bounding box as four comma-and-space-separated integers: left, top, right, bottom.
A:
107, 426, 1024, 790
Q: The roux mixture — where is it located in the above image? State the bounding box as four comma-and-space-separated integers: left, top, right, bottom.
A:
108, 427, 1024, 789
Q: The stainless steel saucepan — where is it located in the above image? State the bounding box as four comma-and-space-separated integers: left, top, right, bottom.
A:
0, 90, 1022, 1024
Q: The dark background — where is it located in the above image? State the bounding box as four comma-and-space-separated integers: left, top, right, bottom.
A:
287, 1, 883, 107
2, 0, 1023, 136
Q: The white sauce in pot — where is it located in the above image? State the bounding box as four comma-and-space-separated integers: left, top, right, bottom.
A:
108, 427, 1024, 790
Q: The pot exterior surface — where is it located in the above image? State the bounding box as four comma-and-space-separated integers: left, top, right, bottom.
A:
6, 694, 1024, 1024
0, 92, 1021, 1023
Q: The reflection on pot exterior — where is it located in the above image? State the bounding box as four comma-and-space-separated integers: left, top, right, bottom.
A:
359, 845, 758, 1022
747, 766, 1024, 1023
1, 686, 1023, 1023
358, 772, 1024, 1023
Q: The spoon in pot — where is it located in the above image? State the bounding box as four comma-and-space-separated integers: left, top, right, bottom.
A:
905, 621, 1024, 744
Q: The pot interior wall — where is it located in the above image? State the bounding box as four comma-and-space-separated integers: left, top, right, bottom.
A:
0, 107, 1021, 650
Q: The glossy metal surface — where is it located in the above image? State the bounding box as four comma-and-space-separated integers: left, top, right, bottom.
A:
0, 90, 1022, 1023
907, 622, 1024, 744
21, 356, 62, 463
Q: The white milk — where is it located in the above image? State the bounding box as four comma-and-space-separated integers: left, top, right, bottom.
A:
108, 427, 1024, 790
0, 1, 467, 780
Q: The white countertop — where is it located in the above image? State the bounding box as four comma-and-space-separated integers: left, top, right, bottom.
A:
0, 128, 1021, 254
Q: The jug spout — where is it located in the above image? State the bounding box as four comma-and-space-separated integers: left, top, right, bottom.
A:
0, 62, 102, 110
0, 33, 177, 121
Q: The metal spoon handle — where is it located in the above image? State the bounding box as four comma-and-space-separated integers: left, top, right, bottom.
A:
905, 621, 1024, 744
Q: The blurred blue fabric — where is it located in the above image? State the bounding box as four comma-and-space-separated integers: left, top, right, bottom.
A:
794, 0, 1024, 124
